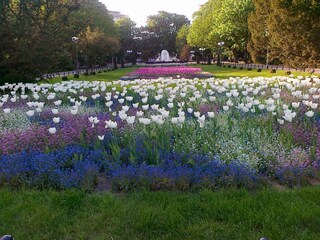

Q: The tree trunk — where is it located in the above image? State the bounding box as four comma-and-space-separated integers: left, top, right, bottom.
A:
113, 57, 118, 69
207, 54, 212, 65
232, 49, 238, 63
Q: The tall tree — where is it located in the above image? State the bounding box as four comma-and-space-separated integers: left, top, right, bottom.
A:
146, 11, 189, 57
268, 0, 320, 69
248, 0, 320, 69
176, 24, 190, 57
188, 0, 253, 62
247, 0, 271, 64
115, 17, 137, 64
0, 0, 80, 83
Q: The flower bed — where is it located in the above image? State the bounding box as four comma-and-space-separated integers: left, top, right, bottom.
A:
122, 66, 213, 80
0, 75, 319, 191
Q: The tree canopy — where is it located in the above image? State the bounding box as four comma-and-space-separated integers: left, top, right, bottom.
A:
188, 0, 253, 62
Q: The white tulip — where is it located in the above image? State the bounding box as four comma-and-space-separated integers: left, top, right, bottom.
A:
126, 116, 136, 125
26, 110, 35, 117
292, 102, 300, 108
53, 117, 60, 123
258, 104, 265, 110
122, 105, 130, 112
98, 135, 105, 141
194, 111, 200, 118
305, 110, 314, 118
223, 106, 229, 111
106, 120, 117, 129
207, 112, 215, 118
209, 96, 216, 102
187, 108, 193, 113
52, 108, 59, 115
142, 105, 149, 110
171, 117, 178, 124
139, 117, 151, 125
197, 115, 206, 128
70, 107, 78, 115
3, 108, 10, 114
151, 104, 159, 110
136, 111, 144, 117
119, 112, 128, 120
48, 127, 57, 134
277, 119, 284, 125
54, 100, 62, 106
310, 103, 318, 109
133, 103, 139, 108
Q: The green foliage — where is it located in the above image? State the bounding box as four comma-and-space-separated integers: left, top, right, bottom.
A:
176, 24, 190, 53
0, 0, 120, 83
188, 0, 253, 62
0, 187, 320, 239
0, 0, 80, 83
248, 0, 320, 69
247, 0, 271, 64
146, 11, 190, 56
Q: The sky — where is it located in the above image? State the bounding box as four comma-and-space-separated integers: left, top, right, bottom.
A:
100, 0, 207, 26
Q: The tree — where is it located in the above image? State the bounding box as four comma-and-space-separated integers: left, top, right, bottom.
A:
115, 17, 137, 64
146, 11, 189, 57
71, 0, 119, 67
188, 0, 253, 62
176, 24, 190, 58
78, 27, 119, 72
248, 0, 320, 69
0, 0, 80, 83
268, 0, 320, 69
247, 0, 271, 64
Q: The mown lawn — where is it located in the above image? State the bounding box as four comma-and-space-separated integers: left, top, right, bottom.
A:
42, 64, 315, 84
0, 187, 319, 240
197, 64, 314, 79
42, 67, 137, 84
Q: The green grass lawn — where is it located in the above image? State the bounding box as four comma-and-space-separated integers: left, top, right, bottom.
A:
0, 187, 319, 240
197, 64, 315, 79
42, 64, 315, 84
42, 67, 137, 84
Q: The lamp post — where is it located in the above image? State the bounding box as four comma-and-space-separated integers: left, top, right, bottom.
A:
72, 36, 80, 73
137, 51, 142, 64
265, 30, 269, 69
199, 48, 205, 63
217, 41, 224, 66
126, 49, 133, 64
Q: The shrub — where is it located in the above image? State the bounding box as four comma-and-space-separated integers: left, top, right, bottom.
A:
98, 71, 102, 73
247, 68, 252, 71
62, 76, 68, 81
74, 74, 79, 79
90, 72, 96, 75
286, 71, 292, 75
233, 66, 237, 69
270, 69, 276, 73
84, 72, 89, 76
227, 65, 231, 68
239, 67, 243, 70
257, 68, 262, 72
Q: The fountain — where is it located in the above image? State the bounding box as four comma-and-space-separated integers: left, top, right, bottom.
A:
160, 50, 171, 62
